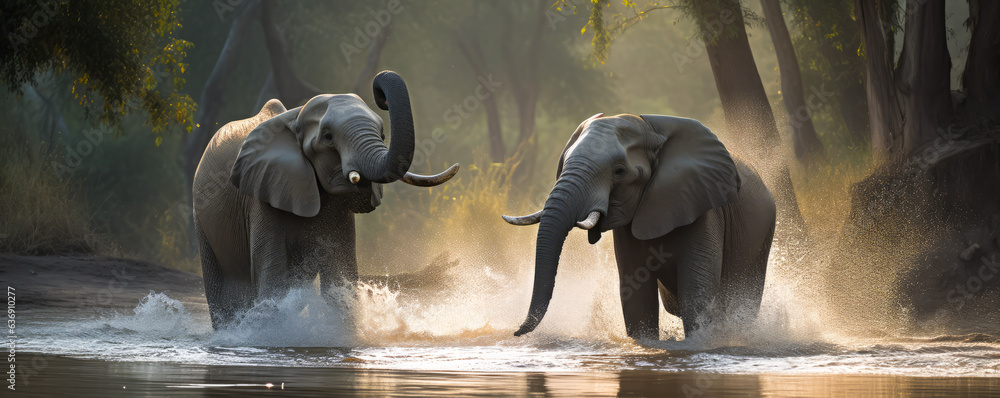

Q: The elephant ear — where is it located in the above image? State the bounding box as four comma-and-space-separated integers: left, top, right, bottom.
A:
230, 101, 321, 217
631, 115, 740, 240
556, 113, 603, 177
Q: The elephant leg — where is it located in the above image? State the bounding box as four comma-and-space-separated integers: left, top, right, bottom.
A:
618, 271, 659, 340
249, 203, 294, 301
675, 210, 724, 339
197, 221, 231, 329
613, 227, 661, 340
721, 223, 774, 322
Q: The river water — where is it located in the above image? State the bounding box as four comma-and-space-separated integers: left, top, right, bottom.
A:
15, 283, 1000, 396
9, 230, 1000, 396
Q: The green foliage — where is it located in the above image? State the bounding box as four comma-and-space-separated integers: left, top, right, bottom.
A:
784, 0, 870, 147
589, 0, 612, 63
0, 0, 195, 135
584, 0, 767, 63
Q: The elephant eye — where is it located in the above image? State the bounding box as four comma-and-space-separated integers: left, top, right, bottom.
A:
322, 131, 334, 142
613, 165, 628, 178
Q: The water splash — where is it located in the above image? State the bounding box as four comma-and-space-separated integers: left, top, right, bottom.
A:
100, 292, 205, 339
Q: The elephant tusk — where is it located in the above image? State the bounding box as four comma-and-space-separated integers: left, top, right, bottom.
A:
349, 171, 361, 185
401, 163, 461, 187
502, 209, 543, 226
576, 211, 600, 230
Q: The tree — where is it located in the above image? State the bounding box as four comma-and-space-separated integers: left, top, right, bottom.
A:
760, 0, 825, 162
785, 0, 870, 147
588, 0, 808, 230
855, 0, 957, 162
685, 0, 781, 151
441, 0, 611, 188
0, 0, 194, 134
844, 0, 1000, 324
456, 31, 505, 162
960, 1, 1000, 127
500, 1, 548, 186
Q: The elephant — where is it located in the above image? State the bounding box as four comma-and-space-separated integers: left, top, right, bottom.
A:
503, 113, 775, 340
193, 71, 458, 329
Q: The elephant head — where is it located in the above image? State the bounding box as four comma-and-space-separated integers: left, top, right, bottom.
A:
230, 71, 459, 216
503, 113, 741, 336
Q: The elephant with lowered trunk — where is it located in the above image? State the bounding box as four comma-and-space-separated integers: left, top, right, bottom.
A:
193, 71, 458, 329
504, 113, 776, 340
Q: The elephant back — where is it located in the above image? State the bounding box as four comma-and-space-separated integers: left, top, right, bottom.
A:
193, 100, 288, 279
198, 100, 288, 182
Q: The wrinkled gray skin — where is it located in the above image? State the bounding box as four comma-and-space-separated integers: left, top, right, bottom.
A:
193, 72, 457, 329
505, 113, 776, 339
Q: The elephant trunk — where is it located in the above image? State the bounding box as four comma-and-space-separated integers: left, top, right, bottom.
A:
514, 179, 588, 336
360, 71, 414, 183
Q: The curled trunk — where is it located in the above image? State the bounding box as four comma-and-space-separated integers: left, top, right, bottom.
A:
362, 71, 416, 183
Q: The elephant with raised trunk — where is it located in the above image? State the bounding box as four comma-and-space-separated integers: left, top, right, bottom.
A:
193, 71, 458, 329
504, 113, 775, 340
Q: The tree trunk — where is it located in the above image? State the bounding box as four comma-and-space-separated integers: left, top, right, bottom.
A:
181, 0, 262, 252
797, 0, 870, 146
896, 0, 952, 154
456, 35, 505, 162
183, 0, 261, 200
962, 0, 1000, 125
502, 0, 546, 187
692, 0, 780, 150
855, 0, 904, 162
689, 0, 807, 231
837, 78, 871, 145
259, 0, 320, 107
760, 0, 825, 162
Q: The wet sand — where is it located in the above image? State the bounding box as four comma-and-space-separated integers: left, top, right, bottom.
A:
11, 355, 1000, 397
